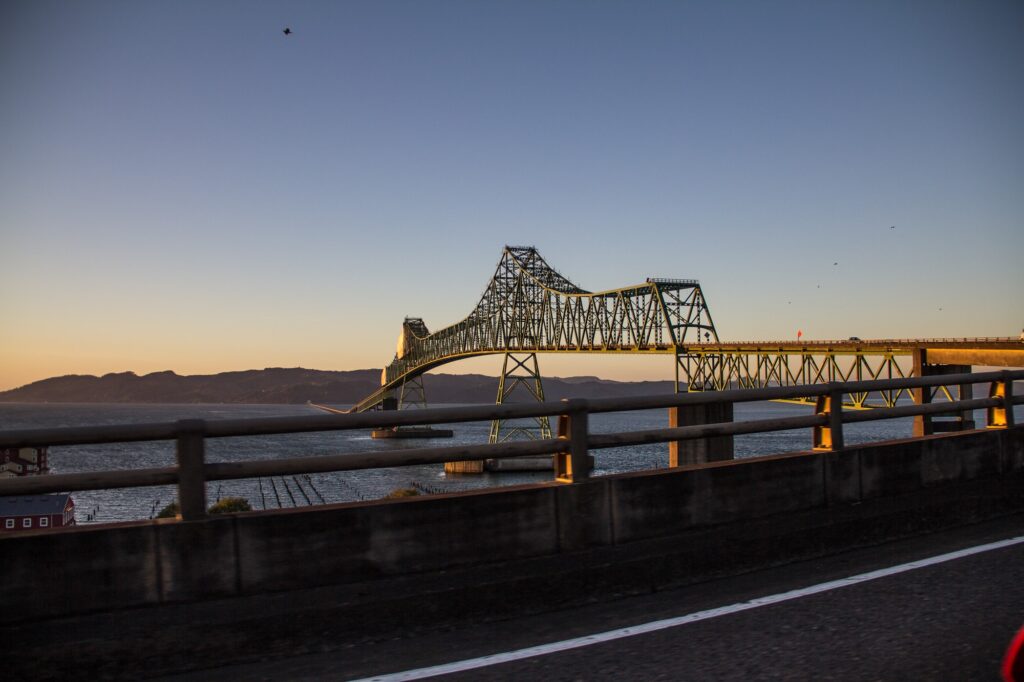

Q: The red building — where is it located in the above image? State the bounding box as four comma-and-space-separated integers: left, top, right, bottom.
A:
0, 494, 75, 532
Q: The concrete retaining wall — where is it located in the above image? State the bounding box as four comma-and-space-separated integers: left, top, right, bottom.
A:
2, 426, 1022, 625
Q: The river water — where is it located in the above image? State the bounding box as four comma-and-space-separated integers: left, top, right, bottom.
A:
0, 401, 1007, 524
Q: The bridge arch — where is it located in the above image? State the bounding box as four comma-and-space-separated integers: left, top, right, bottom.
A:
353, 245, 717, 412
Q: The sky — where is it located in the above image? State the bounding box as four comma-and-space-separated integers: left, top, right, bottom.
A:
1, 0, 1022, 391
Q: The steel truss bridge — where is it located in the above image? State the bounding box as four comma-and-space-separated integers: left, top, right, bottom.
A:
682, 339, 1023, 409
351, 246, 1022, 438
353, 246, 716, 414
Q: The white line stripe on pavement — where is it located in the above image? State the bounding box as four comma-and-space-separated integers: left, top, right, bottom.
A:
351, 534, 1024, 681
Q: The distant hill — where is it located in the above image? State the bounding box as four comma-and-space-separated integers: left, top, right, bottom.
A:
0, 368, 677, 405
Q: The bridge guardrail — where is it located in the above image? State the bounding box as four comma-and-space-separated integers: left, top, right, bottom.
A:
0, 370, 1019, 520
685, 336, 1019, 347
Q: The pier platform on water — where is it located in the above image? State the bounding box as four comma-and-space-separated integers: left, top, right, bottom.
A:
371, 426, 454, 439
444, 455, 555, 474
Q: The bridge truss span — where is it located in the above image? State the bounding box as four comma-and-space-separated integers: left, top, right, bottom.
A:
680, 338, 1023, 410
683, 344, 916, 408
354, 246, 718, 412
350, 246, 1022, 423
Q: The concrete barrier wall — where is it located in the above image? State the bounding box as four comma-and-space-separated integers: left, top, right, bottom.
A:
2, 426, 1022, 624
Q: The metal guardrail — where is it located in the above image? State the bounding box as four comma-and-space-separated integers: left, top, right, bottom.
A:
0, 370, 1019, 521
686, 337, 1020, 347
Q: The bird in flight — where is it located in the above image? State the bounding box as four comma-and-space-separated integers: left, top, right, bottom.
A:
283, 27, 292, 35
833, 262, 838, 266
890, 225, 895, 230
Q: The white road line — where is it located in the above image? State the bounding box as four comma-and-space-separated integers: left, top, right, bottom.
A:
350, 534, 1024, 681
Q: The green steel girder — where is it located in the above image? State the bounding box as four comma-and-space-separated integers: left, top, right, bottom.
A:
353, 246, 716, 412
350, 247, 1010, 414
680, 350, 916, 408
488, 352, 553, 443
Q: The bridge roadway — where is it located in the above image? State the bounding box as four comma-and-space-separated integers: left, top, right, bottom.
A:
687, 337, 1022, 351
686, 337, 1023, 363
159, 514, 1024, 681
353, 247, 1022, 412
355, 337, 1023, 412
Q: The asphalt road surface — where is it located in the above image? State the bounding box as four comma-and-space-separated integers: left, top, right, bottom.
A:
162, 515, 1024, 681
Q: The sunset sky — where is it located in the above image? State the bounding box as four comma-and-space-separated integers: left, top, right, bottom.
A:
2, 1, 1022, 391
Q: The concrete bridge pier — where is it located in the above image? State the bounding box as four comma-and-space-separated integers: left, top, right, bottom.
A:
913, 349, 975, 436
669, 401, 734, 466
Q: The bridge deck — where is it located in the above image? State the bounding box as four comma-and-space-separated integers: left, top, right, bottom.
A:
685, 338, 1021, 352
354, 244, 1021, 413
353, 338, 1022, 412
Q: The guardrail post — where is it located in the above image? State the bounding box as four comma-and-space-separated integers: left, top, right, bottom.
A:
813, 385, 844, 451
987, 372, 1015, 429
176, 419, 207, 520
912, 348, 933, 437
556, 399, 590, 483
956, 376, 976, 431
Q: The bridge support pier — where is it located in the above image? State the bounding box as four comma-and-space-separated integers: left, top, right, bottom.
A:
485, 353, 554, 472
398, 375, 427, 410
446, 353, 554, 474
912, 350, 975, 436
671, 351, 734, 465
488, 353, 552, 444
444, 458, 486, 474
668, 401, 734, 466
375, 379, 453, 440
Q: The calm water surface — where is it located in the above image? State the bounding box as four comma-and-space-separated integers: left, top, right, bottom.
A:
0, 400, 1000, 524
